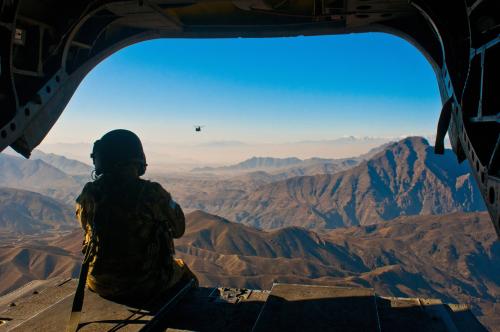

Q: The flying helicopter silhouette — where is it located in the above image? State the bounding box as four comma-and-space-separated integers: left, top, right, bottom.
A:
194, 125, 204, 132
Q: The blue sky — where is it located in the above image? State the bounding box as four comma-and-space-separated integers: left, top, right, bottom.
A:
43, 32, 441, 146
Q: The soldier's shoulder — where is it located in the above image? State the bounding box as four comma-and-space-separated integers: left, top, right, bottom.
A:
139, 179, 171, 198
76, 180, 100, 203
82, 180, 97, 189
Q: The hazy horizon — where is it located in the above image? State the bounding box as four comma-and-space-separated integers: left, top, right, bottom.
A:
31, 134, 449, 172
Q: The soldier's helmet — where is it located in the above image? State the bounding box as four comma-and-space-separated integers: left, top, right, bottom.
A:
91, 129, 147, 176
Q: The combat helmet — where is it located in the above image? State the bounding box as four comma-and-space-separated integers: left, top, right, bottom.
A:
91, 129, 147, 176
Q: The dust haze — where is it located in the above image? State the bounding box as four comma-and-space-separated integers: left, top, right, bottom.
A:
37, 134, 446, 172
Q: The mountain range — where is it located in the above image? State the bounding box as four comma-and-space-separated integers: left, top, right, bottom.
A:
0, 229, 82, 296
192, 156, 305, 172
176, 210, 499, 329
0, 188, 77, 234
37, 136, 396, 165
201, 137, 485, 230
0, 154, 89, 205
31, 150, 93, 175
190, 142, 389, 174
0, 137, 487, 234
0, 210, 497, 330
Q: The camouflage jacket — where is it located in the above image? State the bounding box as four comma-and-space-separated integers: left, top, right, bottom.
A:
76, 175, 185, 299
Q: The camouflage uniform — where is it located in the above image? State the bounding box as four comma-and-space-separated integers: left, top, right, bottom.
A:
76, 174, 196, 301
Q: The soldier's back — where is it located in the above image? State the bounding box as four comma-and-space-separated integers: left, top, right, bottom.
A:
77, 176, 175, 301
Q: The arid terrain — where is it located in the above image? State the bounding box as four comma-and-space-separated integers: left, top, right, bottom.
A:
0, 211, 498, 329
160, 137, 485, 230
178, 211, 499, 329
1, 137, 484, 231
0, 153, 89, 205
0, 137, 498, 330
0, 188, 76, 234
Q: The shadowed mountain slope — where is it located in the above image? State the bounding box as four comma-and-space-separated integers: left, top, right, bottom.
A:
178, 210, 367, 274
0, 231, 82, 295
178, 211, 499, 295
0, 154, 86, 204
274, 158, 359, 178
210, 137, 485, 230
0, 188, 77, 234
168, 158, 361, 213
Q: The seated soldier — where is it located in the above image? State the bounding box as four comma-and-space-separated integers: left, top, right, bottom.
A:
76, 129, 197, 302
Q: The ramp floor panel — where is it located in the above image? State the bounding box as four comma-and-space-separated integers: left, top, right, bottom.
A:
0, 279, 487, 332
251, 284, 380, 332
0, 281, 269, 332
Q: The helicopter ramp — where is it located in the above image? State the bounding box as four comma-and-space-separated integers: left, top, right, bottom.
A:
0, 277, 487, 331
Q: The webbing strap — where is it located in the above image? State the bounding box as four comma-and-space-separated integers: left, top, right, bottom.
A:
66, 246, 92, 332
434, 98, 453, 155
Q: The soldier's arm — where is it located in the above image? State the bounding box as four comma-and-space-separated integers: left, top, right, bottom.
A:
75, 202, 85, 229
153, 182, 185, 238
75, 183, 92, 230
167, 198, 185, 238
75, 183, 95, 254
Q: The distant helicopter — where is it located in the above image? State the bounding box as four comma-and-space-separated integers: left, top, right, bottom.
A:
194, 125, 204, 132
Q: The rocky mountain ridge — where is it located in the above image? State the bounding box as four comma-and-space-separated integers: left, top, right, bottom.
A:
31, 150, 92, 175
0, 154, 88, 205
0, 188, 77, 234
206, 137, 485, 230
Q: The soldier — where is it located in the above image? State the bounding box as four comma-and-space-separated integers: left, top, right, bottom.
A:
76, 129, 197, 302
